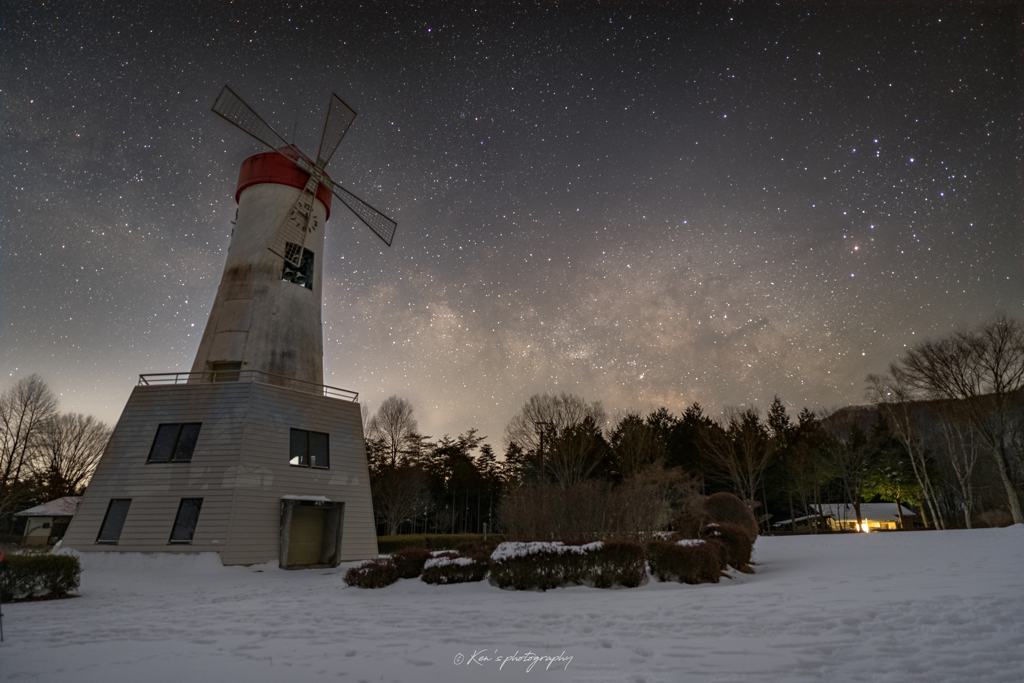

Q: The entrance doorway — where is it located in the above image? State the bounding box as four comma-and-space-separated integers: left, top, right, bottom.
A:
280, 499, 344, 569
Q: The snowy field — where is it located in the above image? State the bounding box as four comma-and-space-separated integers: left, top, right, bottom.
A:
3, 527, 1023, 683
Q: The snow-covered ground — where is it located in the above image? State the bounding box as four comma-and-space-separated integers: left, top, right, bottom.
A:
3, 527, 1023, 682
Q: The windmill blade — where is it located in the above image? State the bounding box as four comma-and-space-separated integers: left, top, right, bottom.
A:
268, 174, 321, 268
316, 94, 357, 169
321, 176, 397, 246
212, 85, 292, 153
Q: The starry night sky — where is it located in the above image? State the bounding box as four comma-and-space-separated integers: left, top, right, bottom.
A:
2, 2, 1021, 445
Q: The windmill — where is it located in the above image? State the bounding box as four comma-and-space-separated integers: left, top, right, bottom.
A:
180, 85, 399, 387
211, 85, 396, 277
59, 87, 387, 568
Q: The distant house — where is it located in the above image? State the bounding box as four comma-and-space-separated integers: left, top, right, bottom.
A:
15, 496, 82, 546
772, 503, 918, 532
816, 503, 917, 532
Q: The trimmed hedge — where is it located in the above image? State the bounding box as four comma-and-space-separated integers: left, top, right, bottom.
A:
591, 540, 646, 588
489, 540, 645, 591
377, 534, 505, 554
706, 522, 754, 571
420, 553, 488, 585
391, 547, 431, 579
0, 553, 82, 601
490, 542, 596, 590
646, 539, 723, 584
704, 492, 759, 542
343, 558, 399, 589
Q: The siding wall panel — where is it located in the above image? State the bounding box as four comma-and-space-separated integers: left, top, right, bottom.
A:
63, 381, 377, 565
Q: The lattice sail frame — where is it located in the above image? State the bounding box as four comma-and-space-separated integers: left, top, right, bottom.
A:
212, 85, 397, 267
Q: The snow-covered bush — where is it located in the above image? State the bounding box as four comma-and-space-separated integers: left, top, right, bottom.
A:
646, 539, 722, 584
490, 542, 598, 590
391, 547, 431, 579
489, 540, 643, 590
420, 553, 488, 585
705, 522, 754, 572
344, 558, 399, 589
0, 553, 81, 600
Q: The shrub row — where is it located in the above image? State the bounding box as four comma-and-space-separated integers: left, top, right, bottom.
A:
346, 545, 496, 588
646, 539, 723, 584
0, 553, 82, 601
391, 547, 431, 579
706, 522, 754, 572
343, 558, 399, 589
489, 539, 646, 591
376, 533, 505, 554
420, 553, 489, 585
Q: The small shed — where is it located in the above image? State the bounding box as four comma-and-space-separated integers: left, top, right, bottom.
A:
15, 496, 81, 546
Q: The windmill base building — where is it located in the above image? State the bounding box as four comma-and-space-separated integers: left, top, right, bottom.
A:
62, 91, 392, 567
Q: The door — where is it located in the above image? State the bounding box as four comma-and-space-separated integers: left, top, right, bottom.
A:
287, 506, 325, 566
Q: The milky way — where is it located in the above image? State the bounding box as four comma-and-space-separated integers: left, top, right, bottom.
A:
2, 2, 1021, 446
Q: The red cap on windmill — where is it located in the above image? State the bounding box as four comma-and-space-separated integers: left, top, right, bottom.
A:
235, 147, 333, 220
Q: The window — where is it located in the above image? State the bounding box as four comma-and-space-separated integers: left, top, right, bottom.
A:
211, 361, 241, 382
281, 244, 314, 291
169, 498, 203, 544
289, 429, 329, 469
148, 423, 202, 463
96, 499, 131, 544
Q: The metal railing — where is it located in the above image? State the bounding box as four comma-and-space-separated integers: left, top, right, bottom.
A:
138, 371, 358, 402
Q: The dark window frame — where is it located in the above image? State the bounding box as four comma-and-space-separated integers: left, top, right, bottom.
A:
281, 245, 314, 291
168, 498, 204, 544
147, 423, 202, 463
289, 428, 330, 469
96, 498, 132, 544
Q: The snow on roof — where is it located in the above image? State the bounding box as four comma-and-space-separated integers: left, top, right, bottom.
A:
772, 514, 823, 527
280, 495, 332, 502
814, 503, 916, 522
15, 496, 81, 517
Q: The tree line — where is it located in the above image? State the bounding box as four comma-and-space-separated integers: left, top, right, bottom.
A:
367, 315, 1024, 535
4, 315, 1022, 538
0, 375, 112, 535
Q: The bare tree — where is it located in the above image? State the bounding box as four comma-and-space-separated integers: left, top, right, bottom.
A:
698, 406, 776, 508
502, 392, 606, 454
30, 413, 111, 500
866, 371, 945, 528
0, 375, 59, 521
891, 315, 1024, 524
497, 467, 700, 542
372, 465, 429, 536
367, 395, 420, 468
929, 404, 982, 529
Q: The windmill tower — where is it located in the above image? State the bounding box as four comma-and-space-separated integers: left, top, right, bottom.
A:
61, 87, 394, 568
191, 87, 395, 388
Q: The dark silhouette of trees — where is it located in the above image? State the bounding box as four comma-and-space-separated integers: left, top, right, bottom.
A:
608, 412, 666, 482
818, 407, 876, 530
30, 413, 111, 500
1, 375, 111, 535
698, 406, 777, 513
367, 395, 422, 468
871, 315, 1024, 524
